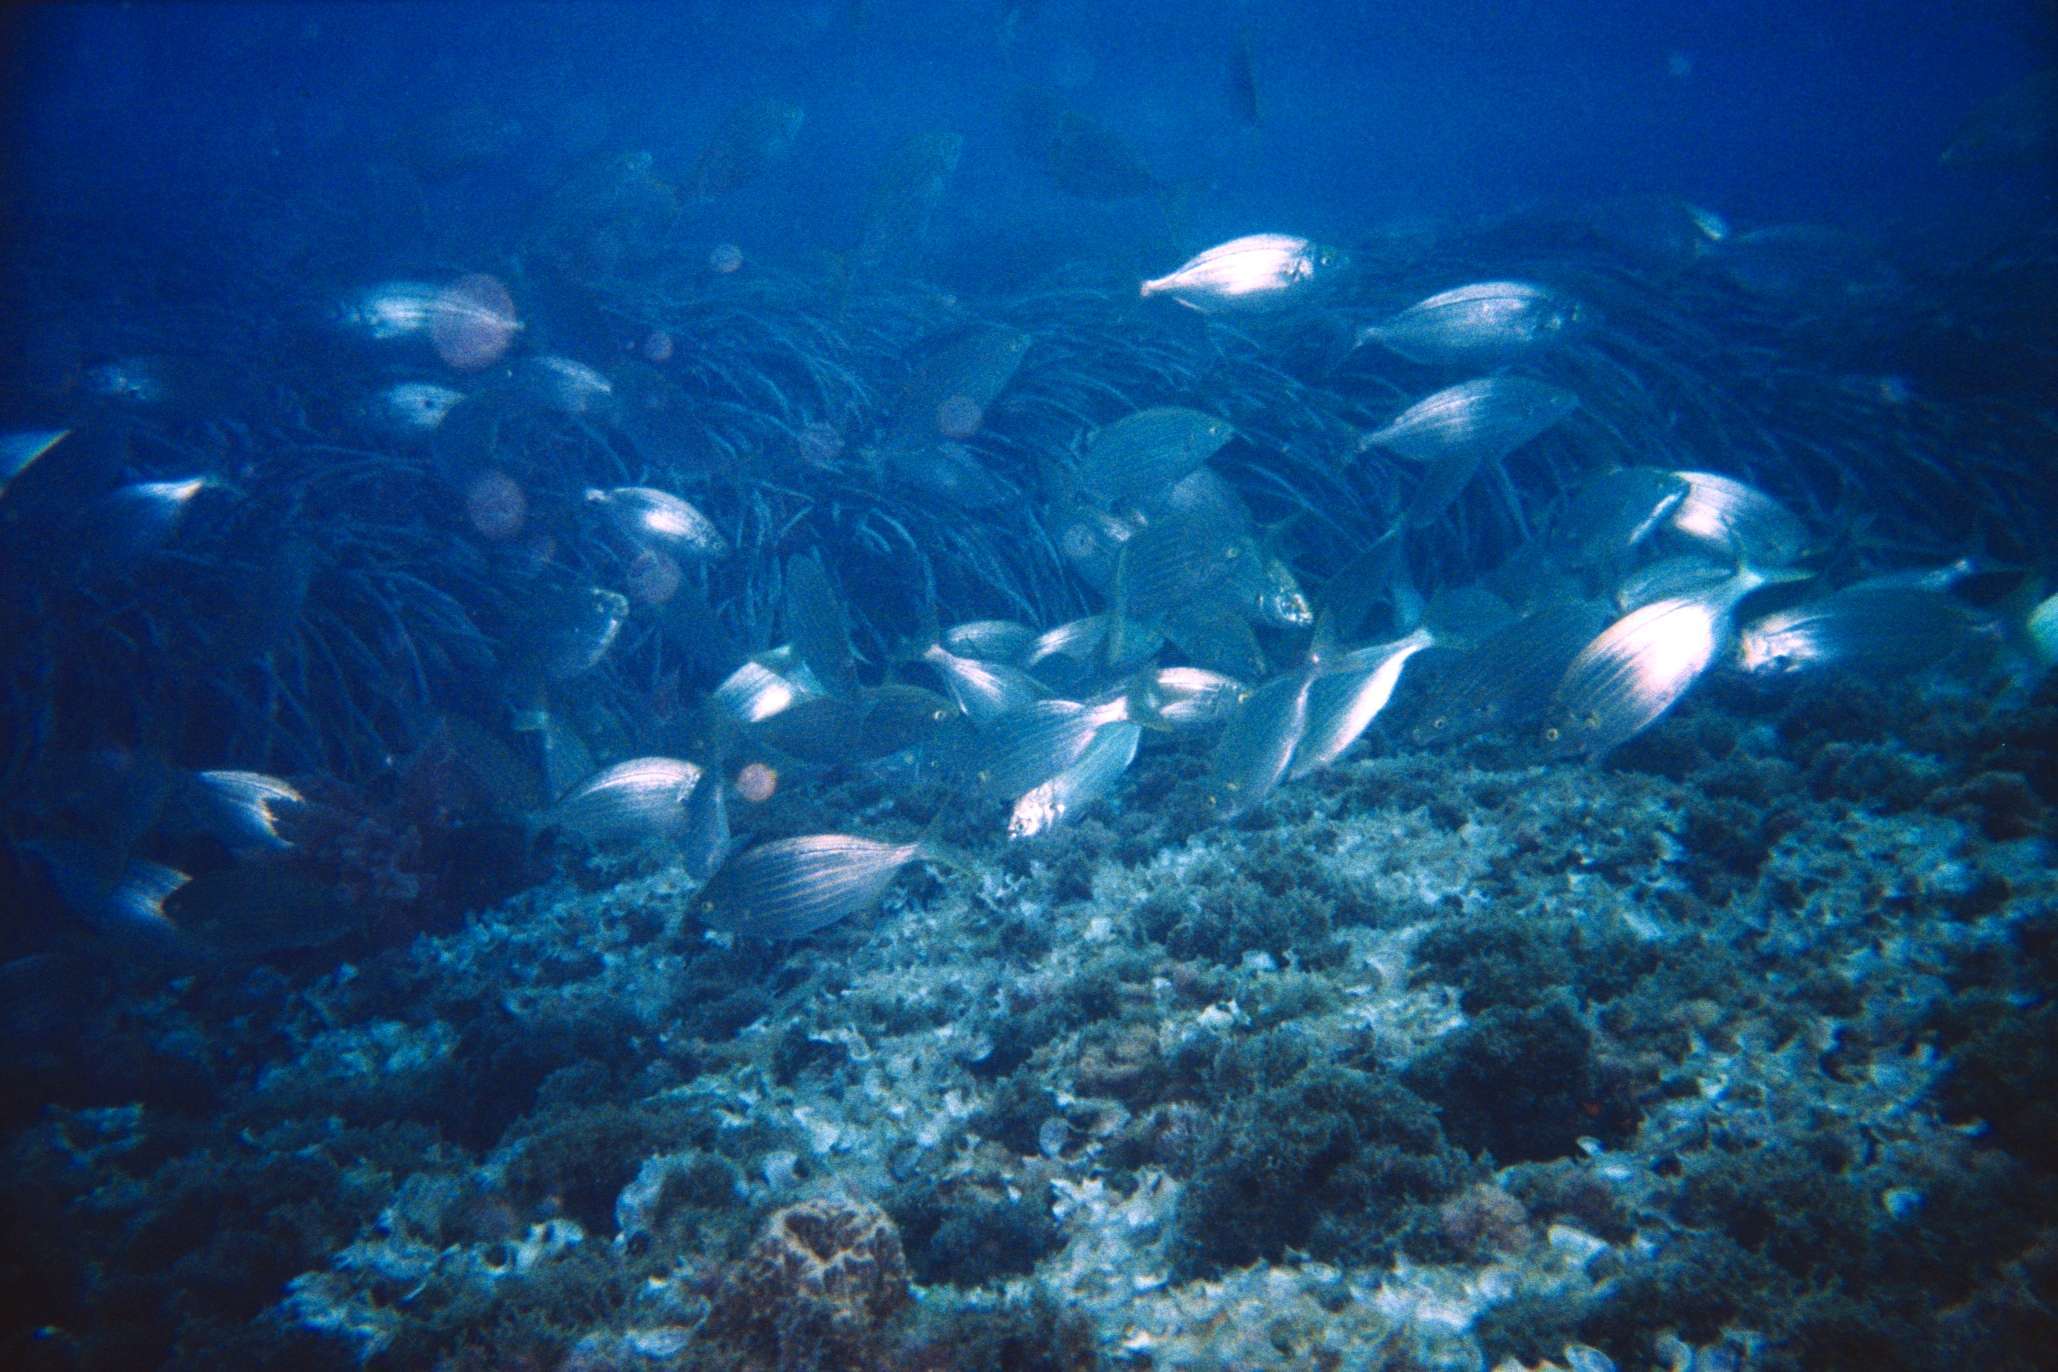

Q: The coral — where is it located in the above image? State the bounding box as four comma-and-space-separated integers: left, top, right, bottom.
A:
698, 1193, 913, 1371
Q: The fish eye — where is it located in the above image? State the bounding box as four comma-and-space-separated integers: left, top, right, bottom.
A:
1543, 726, 1560, 743
1583, 711, 1600, 728
932, 708, 950, 721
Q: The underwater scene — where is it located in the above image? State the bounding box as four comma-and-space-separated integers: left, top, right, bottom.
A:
2, 2, 2055, 1369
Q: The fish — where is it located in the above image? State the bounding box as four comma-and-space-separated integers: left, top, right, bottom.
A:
161, 867, 362, 959
691, 97, 806, 198
941, 619, 1039, 664
1111, 512, 1256, 623
1734, 588, 1991, 680
1409, 597, 1616, 747
182, 771, 305, 852
1227, 29, 1261, 125
1667, 470, 1812, 567
1548, 468, 1691, 567
1941, 68, 2057, 166
1355, 281, 1588, 366
331, 281, 443, 340
881, 324, 1034, 457
362, 382, 466, 439
0, 429, 68, 499
1146, 667, 1249, 729
1077, 407, 1236, 509
711, 655, 828, 725
83, 475, 223, 563
522, 585, 630, 682
1013, 90, 1161, 199
2029, 590, 2058, 671
971, 689, 1142, 798
1288, 627, 1438, 778
1156, 602, 1270, 682
857, 130, 965, 268
693, 833, 945, 940
1584, 195, 1729, 269
512, 708, 598, 802
1712, 225, 1900, 304
753, 686, 964, 767
1140, 234, 1347, 313
1009, 719, 1141, 839
919, 643, 1048, 724
585, 486, 729, 558
1542, 563, 1806, 758
1205, 665, 1314, 817
24, 839, 185, 938
784, 554, 858, 696
678, 756, 734, 882
540, 757, 703, 846
512, 355, 616, 416
1360, 377, 1579, 526
1611, 554, 1742, 613
1248, 553, 1315, 628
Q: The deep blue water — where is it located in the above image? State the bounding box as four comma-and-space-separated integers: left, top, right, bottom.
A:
1, 4, 2054, 1370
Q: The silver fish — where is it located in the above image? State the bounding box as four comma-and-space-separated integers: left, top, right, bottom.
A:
694, 833, 943, 940
1148, 666, 1249, 729
1206, 666, 1314, 816
1078, 407, 1236, 508
1668, 470, 1811, 566
527, 586, 629, 681
188, 770, 305, 851
89, 475, 222, 561
1410, 597, 1614, 747
1612, 554, 1740, 613
972, 691, 1138, 798
543, 757, 703, 846
1549, 468, 1690, 567
514, 354, 615, 415
1289, 628, 1437, 778
942, 619, 1039, 664
0, 429, 68, 498
1009, 720, 1141, 839
711, 655, 828, 725
1362, 377, 1578, 526
1735, 588, 1990, 680
1140, 234, 1346, 313
331, 281, 442, 339
921, 643, 1048, 724
364, 382, 466, 438
1543, 565, 1803, 757
1357, 281, 1588, 366
586, 485, 729, 557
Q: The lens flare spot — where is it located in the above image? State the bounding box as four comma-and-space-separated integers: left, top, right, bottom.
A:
935, 393, 984, 439
733, 762, 778, 803
432, 273, 519, 371
708, 242, 744, 274
625, 548, 682, 605
465, 470, 526, 540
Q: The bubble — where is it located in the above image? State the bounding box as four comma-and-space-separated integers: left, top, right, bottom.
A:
464, 470, 526, 540
642, 328, 675, 363
432, 273, 519, 371
625, 547, 682, 605
708, 242, 744, 274
733, 762, 778, 804
935, 392, 983, 439
797, 421, 844, 467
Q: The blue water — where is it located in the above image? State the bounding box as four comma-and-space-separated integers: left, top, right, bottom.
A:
1, 4, 2053, 1370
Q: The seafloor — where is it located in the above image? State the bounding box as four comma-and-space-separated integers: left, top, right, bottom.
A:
5, 656, 2053, 1371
